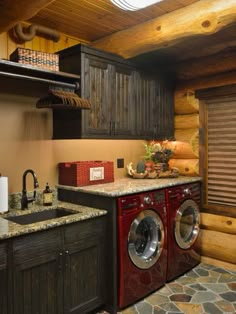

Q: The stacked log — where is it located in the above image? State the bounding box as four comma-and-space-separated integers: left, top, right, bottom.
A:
196, 213, 236, 271
175, 90, 199, 114
170, 89, 199, 176
169, 158, 199, 176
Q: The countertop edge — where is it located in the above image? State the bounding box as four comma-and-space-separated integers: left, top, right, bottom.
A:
0, 202, 107, 240
57, 176, 202, 197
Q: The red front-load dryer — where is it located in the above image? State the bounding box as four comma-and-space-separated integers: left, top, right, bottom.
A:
166, 182, 201, 282
117, 189, 167, 309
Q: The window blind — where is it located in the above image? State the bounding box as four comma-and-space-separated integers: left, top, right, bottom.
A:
207, 99, 236, 207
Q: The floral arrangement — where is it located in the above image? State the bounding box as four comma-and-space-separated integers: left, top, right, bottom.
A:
143, 141, 173, 164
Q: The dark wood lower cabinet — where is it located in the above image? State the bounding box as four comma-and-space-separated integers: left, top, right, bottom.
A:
0, 243, 8, 314
12, 228, 63, 314
10, 217, 106, 314
64, 220, 105, 314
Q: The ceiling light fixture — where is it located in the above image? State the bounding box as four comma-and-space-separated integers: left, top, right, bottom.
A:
111, 0, 163, 11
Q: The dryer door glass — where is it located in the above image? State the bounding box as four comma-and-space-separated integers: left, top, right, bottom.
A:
128, 209, 164, 269
174, 199, 200, 249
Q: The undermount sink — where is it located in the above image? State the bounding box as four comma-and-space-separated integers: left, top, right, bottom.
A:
5, 207, 79, 225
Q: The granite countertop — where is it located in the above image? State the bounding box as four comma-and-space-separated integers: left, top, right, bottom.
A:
0, 176, 200, 241
57, 176, 202, 197
0, 202, 107, 240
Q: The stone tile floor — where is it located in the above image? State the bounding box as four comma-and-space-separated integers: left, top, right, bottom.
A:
98, 263, 236, 314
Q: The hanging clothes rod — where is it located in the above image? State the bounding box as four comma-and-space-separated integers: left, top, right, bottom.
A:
0, 70, 78, 89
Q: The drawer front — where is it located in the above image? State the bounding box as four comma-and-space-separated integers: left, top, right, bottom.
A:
13, 228, 62, 268
64, 218, 105, 244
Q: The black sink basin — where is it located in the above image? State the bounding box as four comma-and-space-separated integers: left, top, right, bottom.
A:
5, 208, 78, 225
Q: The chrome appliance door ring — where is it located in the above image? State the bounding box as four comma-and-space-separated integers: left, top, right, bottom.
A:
174, 199, 200, 249
128, 209, 164, 269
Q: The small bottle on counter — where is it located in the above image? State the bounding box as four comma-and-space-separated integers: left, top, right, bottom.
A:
43, 183, 53, 206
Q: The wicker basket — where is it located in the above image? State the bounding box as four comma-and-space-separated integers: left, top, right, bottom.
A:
58, 161, 114, 187
10, 48, 59, 71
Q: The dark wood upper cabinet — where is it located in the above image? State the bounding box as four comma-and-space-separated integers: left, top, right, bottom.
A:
135, 72, 157, 138
55, 43, 174, 140
135, 71, 174, 140
111, 64, 135, 137
80, 53, 135, 137
82, 54, 112, 137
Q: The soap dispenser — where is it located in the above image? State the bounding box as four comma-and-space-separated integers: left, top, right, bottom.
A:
43, 183, 53, 206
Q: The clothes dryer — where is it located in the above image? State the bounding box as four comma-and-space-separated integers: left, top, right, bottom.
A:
166, 182, 201, 282
117, 189, 167, 309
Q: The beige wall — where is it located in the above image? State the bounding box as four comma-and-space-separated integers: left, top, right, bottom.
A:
0, 85, 144, 193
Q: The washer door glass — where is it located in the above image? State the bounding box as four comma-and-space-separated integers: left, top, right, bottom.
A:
174, 199, 200, 249
128, 209, 165, 269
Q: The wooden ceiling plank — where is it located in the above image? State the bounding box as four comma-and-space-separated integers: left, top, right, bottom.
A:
86, 0, 168, 19
47, 2, 138, 29
32, 9, 132, 36
176, 0, 200, 5
30, 14, 107, 41
43, 0, 158, 28
90, 0, 236, 59
35, 6, 120, 32
0, 0, 56, 33
30, 9, 126, 42
56, 0, 159, 22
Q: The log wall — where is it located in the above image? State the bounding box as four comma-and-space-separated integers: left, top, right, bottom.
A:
170, 89, 200, 176
177, 73, 236, 271
196, 213, 236, 271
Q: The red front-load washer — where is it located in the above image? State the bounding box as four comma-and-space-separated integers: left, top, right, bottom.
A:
117, 189, 167, 309
166, 182, 201, 282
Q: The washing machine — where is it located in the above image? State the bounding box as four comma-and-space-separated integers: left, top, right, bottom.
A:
166, 182, 201, 282
117, 189, 167, 309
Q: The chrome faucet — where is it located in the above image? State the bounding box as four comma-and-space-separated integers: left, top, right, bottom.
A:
21, 169, 39, 210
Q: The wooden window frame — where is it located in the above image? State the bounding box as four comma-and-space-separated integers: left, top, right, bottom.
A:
197, 84, 236, 218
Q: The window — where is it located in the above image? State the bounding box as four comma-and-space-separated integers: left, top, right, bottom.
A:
198, 85, 236, 218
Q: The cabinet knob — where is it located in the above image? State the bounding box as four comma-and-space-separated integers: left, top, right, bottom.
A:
58, 252, 63, 271
65, 250, 69, 268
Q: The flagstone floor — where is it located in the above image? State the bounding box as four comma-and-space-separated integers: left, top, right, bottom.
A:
98, 263, 236, 314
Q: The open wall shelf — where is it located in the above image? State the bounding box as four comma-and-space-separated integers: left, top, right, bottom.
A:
0, 59, 80, 89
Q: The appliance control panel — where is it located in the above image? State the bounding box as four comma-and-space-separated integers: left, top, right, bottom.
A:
118, 189, 166, 213
167, 182, 200, 203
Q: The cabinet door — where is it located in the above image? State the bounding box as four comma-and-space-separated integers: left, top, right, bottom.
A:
0, 243, 8, 314
155, 78, 174, 139
64, 218, 106, 314
112, 65, 135, 137
81, 54, 112, 137
12, 229, 63, 314
135, 72, 174, 139
135, 72, 158, 138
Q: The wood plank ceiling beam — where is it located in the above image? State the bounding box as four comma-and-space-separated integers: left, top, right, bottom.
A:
0, 0, 56, 33
90, 0, 236, 59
